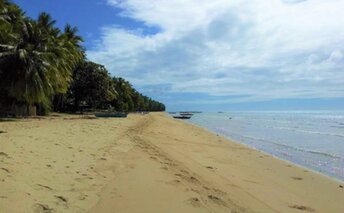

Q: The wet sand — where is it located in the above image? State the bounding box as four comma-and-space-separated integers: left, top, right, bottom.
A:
0, 113, 343, 212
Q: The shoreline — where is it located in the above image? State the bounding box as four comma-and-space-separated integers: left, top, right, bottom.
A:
1, 112, 343, 212
182, 112, 344, 183
183, 118, 344, 184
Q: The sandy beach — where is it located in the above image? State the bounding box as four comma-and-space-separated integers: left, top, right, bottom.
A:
0, 112, 343, 213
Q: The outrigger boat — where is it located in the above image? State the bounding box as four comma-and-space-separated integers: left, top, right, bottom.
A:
173, 115, 192, 119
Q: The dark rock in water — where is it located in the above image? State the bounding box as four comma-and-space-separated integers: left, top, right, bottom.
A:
228, 117, 232, 120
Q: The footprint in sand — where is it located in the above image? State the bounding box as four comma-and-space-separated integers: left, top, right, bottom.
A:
189, 176, 199, 183
208, 195, 227, 207
0, 130, 6, 134
175, 173, 200, 183
149, 156, 157, 160
187, 197, 202, 207
180, 169, 189, 174
1, 168, 10, 173
289, 204, 315, 212
213, 188, 227, 196
203, 186, 210, 191
206, 166, 216, 170
166, 179, 181, 186
78, 193, 88, 200
291, 176, 303, 181
0, 152, 9, 158
175, 173, 184, 178
161, 166, 169, 170
37, 184, 53, 190
33, 203, 54, 213
55, 195, 68, 204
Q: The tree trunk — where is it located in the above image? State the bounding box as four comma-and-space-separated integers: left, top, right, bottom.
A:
13, 104, 36, 117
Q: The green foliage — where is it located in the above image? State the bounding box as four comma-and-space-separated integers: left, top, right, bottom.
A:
68, 61, 115, 110
57, 64, 165, 112
110, 77, 165, 112
0, 0, 165, 115
0, 0, 84, 114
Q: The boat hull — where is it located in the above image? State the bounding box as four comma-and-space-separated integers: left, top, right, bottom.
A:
173, 116, 191, 119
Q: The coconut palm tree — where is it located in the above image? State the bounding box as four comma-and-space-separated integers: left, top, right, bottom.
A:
0, 1, 84, 115
0, 0, 165, 115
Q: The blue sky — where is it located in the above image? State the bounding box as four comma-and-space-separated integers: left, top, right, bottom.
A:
13, 0, 344, 111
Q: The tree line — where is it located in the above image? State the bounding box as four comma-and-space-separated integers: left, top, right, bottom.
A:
0, 0, 165, 116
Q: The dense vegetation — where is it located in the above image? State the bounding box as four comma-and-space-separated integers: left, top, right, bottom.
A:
0, 0, 165, 116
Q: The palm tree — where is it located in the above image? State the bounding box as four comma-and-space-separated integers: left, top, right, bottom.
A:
0, 1, 84, 115
112, 77, 135, 111
0, 0, 165, 116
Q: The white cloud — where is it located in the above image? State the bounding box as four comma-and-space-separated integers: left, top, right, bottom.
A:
87, 0, 344, 103
328, 50, 343, 63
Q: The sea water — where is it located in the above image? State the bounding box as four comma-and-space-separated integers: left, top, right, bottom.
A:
186, 111, 344, 181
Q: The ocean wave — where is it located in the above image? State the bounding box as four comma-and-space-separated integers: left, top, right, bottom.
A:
191, 113, 344, 181
263, 126, 344, 138
330, 125, 344, 129
223, 132, 343, 160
